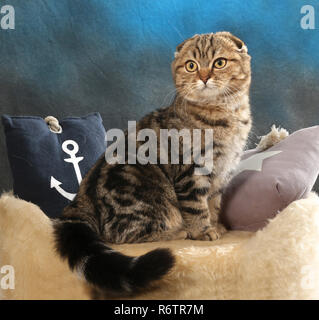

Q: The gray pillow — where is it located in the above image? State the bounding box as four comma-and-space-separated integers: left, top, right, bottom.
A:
220, 126, 319, 231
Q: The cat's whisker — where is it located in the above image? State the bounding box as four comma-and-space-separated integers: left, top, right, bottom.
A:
181, 83, 198, 114
160, 87, 178, 108
214, 80, 241, 95
222, 85, 242, 107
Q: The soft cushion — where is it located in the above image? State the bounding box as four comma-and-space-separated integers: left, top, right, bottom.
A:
2, 113, 106, 218
1, 192, 319, 300
220, 125, 319, 231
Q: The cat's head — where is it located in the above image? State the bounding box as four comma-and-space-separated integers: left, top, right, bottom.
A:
172, 32, 251, 105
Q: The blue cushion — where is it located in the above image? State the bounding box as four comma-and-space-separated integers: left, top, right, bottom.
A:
2, 113, 106, 218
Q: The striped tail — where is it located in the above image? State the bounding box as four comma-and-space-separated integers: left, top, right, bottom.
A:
53, 219, 175, 296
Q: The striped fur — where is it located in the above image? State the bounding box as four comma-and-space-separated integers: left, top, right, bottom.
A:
54, 32, 252, 297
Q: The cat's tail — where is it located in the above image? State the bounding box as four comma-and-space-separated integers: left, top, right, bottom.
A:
53, 219, 175, 296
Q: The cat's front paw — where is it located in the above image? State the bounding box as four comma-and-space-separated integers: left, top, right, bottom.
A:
198, 227, 221, 241
188, 226, 224, 241
217, 223, 227, 235
256, 125, 289, 151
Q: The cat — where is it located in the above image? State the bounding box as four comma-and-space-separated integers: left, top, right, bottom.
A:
53, 31, 252, 297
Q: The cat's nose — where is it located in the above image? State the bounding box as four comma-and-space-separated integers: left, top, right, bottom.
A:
199, 73, 210, 84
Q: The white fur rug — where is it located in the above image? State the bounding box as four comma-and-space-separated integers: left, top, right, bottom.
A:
1, 192, 319, 300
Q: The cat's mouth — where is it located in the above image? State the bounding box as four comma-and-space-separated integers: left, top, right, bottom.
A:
200, 86, 212, 91
196, 80, 219, 91
182, 87, 221, 104
197, 84, 220, 95
178, 81, 224, 103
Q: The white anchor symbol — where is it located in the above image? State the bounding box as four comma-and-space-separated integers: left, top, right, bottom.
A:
50, 140, 83, 201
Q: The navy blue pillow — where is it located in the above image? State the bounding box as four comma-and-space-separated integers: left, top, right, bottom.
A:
2, 113, 106, 218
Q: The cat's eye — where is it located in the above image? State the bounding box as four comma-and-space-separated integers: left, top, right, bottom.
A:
185, 60, 198, 72
213, 58, 227, 69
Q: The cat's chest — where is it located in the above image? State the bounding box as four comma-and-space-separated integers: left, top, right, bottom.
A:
211, 120, 251, 173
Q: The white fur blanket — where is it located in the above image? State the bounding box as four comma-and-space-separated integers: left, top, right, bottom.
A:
1, 192, 319, 300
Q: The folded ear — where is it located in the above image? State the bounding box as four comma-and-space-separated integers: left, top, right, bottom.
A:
174, 34, 198, 58
217, 31, 248, 53
228, 33, 248, 53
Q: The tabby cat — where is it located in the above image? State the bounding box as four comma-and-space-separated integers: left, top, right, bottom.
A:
54, 32, 252, 297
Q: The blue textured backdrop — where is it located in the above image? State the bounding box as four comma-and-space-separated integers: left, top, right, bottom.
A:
0, 0, 319, 191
